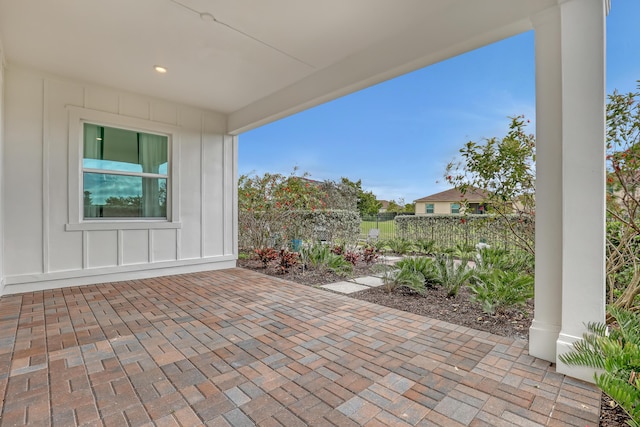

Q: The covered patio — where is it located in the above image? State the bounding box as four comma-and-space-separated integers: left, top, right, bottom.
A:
0, 269, 600, 426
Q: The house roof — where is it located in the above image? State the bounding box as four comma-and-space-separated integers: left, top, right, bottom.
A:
414, 188, 488, 203
0, 0, 557, 134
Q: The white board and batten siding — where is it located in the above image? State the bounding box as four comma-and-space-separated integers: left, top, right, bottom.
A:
2, 65, 237, 295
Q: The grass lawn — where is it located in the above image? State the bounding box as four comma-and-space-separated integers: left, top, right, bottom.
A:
360, 220, 396, 241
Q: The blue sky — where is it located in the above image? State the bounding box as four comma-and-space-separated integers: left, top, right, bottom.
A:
239, 1, 640, 204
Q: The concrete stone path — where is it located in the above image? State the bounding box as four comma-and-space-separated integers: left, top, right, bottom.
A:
0, 268, 600, 426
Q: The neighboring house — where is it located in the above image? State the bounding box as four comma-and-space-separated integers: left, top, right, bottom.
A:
414, 188, 488, 215
377, 200, 390, 213
0, 0, 610, 380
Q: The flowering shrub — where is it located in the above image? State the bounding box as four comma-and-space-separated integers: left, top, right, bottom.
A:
344, 251, 359, 266
276, 249, 299, 274
238, 171, 360, 250
254, 247, 278, 268
362, 246, 379, 265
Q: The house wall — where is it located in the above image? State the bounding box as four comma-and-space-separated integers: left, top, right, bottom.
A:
414, 201, 457, 215
2, 66, 237, 294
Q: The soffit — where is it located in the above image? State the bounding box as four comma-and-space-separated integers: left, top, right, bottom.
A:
0, 0, 557, 132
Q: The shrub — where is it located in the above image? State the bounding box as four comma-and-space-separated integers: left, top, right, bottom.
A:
276, 249, 299, 274
362, 245, 379, 265
433, 254, 473, 297
344, 251, 359, 266
468, 270, 534, 315
414, 239, 437, 256
376, 264, 426, 295
475, 247, 534, 275
559, 306, 640, 426
301, 244, 353, 276
395, 256, 439, 286
381, 238, 418, 255
254, 247, 278, 268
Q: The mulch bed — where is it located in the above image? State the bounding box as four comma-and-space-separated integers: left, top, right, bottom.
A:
236, 256, 630, 426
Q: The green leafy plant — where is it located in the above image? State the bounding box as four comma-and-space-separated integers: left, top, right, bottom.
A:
395, 256, 439, 286
414, 239, 437, 256
381, 238, 418, 255
301, 244, 353, 276
468, 270, 534, 315
474, 247, 534, 275
432, 254, 473, 297
559, 306, 640, 426
375, 264, 426, 295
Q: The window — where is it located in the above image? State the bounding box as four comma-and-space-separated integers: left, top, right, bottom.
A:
425, 203, 434, 214
450, 203, 461, 214
83, 123, 168, 219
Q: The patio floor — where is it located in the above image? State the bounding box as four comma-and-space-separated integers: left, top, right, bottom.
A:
0, 268, 601, 426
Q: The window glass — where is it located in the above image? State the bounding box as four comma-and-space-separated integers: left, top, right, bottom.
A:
83, 124, 168, 174
83, 123, 168, 219
451, 203, 460, 214
426, 203, 434, 214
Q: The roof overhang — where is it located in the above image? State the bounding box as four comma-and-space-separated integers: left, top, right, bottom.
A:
0, 0, 558, 134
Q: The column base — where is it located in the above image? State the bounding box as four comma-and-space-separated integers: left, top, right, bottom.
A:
529, 319, 560, 362
556, 332, 598, 383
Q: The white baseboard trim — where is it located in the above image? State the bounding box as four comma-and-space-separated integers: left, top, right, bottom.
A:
2, 256, 237, 295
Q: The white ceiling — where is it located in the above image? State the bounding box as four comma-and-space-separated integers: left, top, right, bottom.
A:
0, 0, 558, 133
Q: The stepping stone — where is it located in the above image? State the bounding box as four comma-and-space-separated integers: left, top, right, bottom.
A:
321, 281, 369, 294
352, 276, 384, 287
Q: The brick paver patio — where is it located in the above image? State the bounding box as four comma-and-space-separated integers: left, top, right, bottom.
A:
0, 268, 600, 426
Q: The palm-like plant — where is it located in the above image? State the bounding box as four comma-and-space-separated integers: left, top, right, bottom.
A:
468, 270, 533, 315
433, 254, 473, 297
376, 264, 426, 295
559, 306, 640, 427
300, 244, 352, 276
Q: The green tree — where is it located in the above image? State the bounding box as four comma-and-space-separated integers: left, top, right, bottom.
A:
445, 115, 536, 254
339, 177, 381, 216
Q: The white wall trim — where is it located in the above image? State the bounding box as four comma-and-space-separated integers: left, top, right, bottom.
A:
42, 78, 50, 273
200, 112, 206, 258
66, 221, 181, 231
66, 105, 181, 227
2, 256, 237, 294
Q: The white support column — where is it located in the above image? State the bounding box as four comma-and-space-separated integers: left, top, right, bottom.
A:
555, 0, 607, 382
530, 0, 607, 381
529, 7, 563, 363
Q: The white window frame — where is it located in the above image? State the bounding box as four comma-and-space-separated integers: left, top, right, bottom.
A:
425, 203, 434, 214
66, 106, 181, 231
450, 203, 461, 214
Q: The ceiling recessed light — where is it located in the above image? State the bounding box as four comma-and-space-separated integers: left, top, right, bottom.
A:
154, 65, 168, 74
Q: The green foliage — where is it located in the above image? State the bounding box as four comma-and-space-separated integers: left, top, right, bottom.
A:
300, 244, 353, 276
475, 247, 535, 275
432, 254, 473, 297
376, 264, 426, 295
395, 214, 531, 253
339, 177, 381, 216
445, 115, 536, 254
380, 238, 418, 255
559, 306, 640, 426
395, 256, 439, 285
414, 239, 437, 256
468, 270, 534, 315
